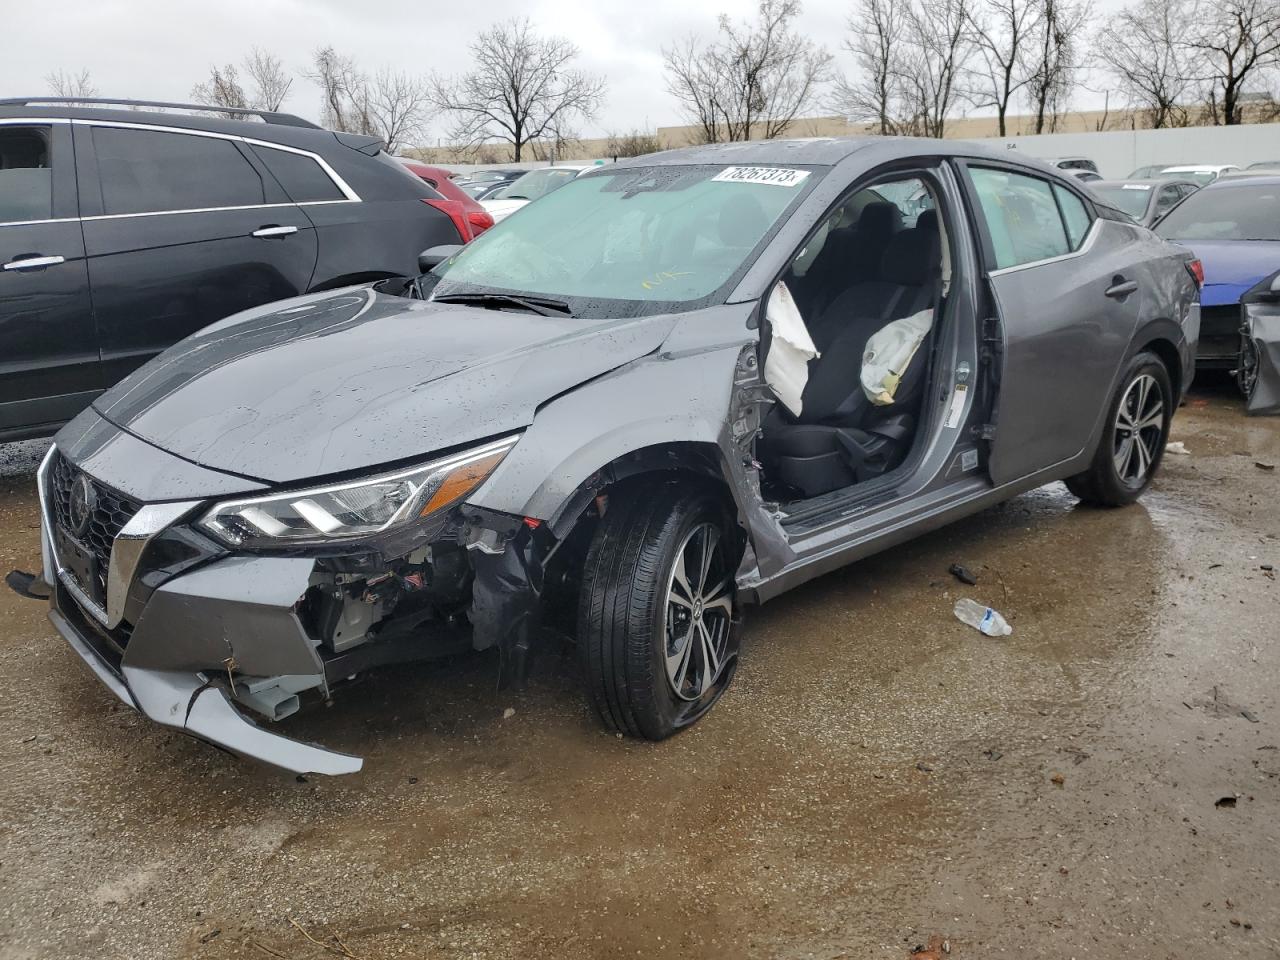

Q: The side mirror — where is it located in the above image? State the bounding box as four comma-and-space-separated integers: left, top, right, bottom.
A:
418, 245, 462, 273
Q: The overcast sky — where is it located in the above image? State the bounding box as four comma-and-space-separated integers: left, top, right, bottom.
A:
2, 0, 1113, 142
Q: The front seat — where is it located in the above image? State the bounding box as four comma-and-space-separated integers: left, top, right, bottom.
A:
795, 201, 903, 324
759, 213, 942, 499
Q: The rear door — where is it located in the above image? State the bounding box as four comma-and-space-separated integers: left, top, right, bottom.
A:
76, 122, 318, 385
959, 163, 1143, 484
0, 119, 98, 436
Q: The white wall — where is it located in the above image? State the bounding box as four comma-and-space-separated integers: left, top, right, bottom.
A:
961, 124, 1280, 178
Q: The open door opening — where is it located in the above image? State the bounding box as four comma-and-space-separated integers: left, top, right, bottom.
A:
756, 173, 955, 505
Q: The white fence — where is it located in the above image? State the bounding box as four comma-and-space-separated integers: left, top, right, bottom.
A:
962, 124, 1280, 178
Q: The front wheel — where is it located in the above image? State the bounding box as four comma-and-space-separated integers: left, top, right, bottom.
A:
1065, 351, 1172, 507
577, 482, 742, 740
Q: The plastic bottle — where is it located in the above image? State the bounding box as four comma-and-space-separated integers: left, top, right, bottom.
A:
953, 598, 1012, 637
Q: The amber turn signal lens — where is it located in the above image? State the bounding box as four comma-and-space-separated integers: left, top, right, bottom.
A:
419, 449, 508, 516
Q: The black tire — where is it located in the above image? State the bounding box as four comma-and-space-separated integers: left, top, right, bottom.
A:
1065, 351, 1172, 507
577, 481, 742, 740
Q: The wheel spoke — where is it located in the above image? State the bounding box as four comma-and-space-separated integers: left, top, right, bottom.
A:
1136, 407, 1163, 431
1114, 435, 1134, 477
696, 620, 720, 694
666, 627, 694, 694
671, 549, 694, 604
703, 577, 734, 617
1134, 433, 1151, 476
696, 526, 719, 595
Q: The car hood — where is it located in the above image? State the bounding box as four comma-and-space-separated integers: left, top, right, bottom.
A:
1172, 239, 1280, 306
93, 287, 677, 485
480, 198, 529, 222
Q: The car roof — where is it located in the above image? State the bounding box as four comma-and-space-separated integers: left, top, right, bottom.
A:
1202, 174, 1280, 188
0, 101, 369, 153
609, 135, 1029, 171
1092, 178, 1192, 187
1161, 164, 1237, 172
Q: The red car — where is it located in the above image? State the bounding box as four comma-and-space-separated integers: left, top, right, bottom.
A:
399, 160, 495, 241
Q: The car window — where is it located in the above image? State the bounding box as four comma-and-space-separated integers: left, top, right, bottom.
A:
253, 146, 345, 202
1154, 183, 1280, 241
92, 126, 265, 215
968, 167, 1070, 269
1154, 186, 1180, 215
432, 163, 818, 317
1091, 183, 1151, 219
0, 126, 53, 223
1053, 184, 1093, 247
491, 168, 580, 202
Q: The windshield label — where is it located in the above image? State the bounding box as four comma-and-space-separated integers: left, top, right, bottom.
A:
712, 166, 810, 187
1122, 184, 1152, 190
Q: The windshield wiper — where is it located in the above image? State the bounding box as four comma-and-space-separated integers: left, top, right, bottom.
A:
432, 292, 574, 317
503, 194, 531, 200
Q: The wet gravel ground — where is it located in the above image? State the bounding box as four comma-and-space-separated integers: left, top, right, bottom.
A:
0, 381, 1276, 960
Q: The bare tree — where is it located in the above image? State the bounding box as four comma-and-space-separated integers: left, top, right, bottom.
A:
432, 18, 605, 162
1187, 0, 1280, 125
1024, 0, 1091, 132
243, 47, 292, 111
192, 48, 292, 116
191, 65, 250, 114
831, 0, 911, 134
1095, 0, 1198, 128
307, 49, 430, 151
45, 69, 98, 99
900, 0, 976, 137
308, 46, 371, 133
967, 0, 1039, 135
605, 128, 664, 158
365, 68, 432, 152
664, 0, 832, 143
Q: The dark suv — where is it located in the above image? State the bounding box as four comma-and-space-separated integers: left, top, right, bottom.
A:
0, 97, 463, 441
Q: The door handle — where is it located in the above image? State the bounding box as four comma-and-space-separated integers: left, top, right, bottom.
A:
252, 225, 298, 239
2, 254, 65, 272
1105, 277, 1138, 299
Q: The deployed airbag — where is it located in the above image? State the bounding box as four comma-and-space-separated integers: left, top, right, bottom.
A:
860, 307, 934, 406
764, 282, 819, 417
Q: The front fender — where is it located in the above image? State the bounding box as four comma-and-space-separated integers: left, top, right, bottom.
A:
471, 346, 741, 525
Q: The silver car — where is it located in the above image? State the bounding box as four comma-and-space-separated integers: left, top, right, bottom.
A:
9, 138, 1201, 775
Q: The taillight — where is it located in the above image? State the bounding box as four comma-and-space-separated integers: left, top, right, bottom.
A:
421, 198, 471, 242
1186, 258, 1204, 287
467, 209, 495, 236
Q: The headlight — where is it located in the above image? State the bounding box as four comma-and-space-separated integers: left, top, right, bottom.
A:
198, 435, 518, 548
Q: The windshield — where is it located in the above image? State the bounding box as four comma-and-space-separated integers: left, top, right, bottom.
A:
1092, 184, 1152, 218
431, 163, 818, 318
491, 167, 582, 201
1155, 184, 1280, 241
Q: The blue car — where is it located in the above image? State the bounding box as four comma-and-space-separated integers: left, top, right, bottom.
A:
1155, 176, 1280, 378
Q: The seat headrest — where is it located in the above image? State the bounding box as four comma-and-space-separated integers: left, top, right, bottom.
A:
915, 208, 938, 233
717, 193, 769, 246
880, 222, 941, 287
855, 200, 903, 236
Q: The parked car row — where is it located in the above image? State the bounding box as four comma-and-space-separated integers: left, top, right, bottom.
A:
1041, 155, 1279, 398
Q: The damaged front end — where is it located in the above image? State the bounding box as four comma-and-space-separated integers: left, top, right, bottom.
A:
1239, 270, 1280, 415
16, 433, 566, 776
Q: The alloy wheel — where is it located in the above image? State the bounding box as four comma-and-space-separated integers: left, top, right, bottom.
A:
1113, 373, 1165, 486
663, 522, 734, 701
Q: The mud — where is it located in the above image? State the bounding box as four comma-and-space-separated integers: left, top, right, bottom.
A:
0, 381, 1275, 960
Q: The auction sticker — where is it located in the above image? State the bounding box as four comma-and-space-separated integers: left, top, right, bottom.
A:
712, 166, 810, 187
944, 382, 968, 428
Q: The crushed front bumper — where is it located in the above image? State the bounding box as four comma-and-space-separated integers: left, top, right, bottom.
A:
34, 445, 363, 777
